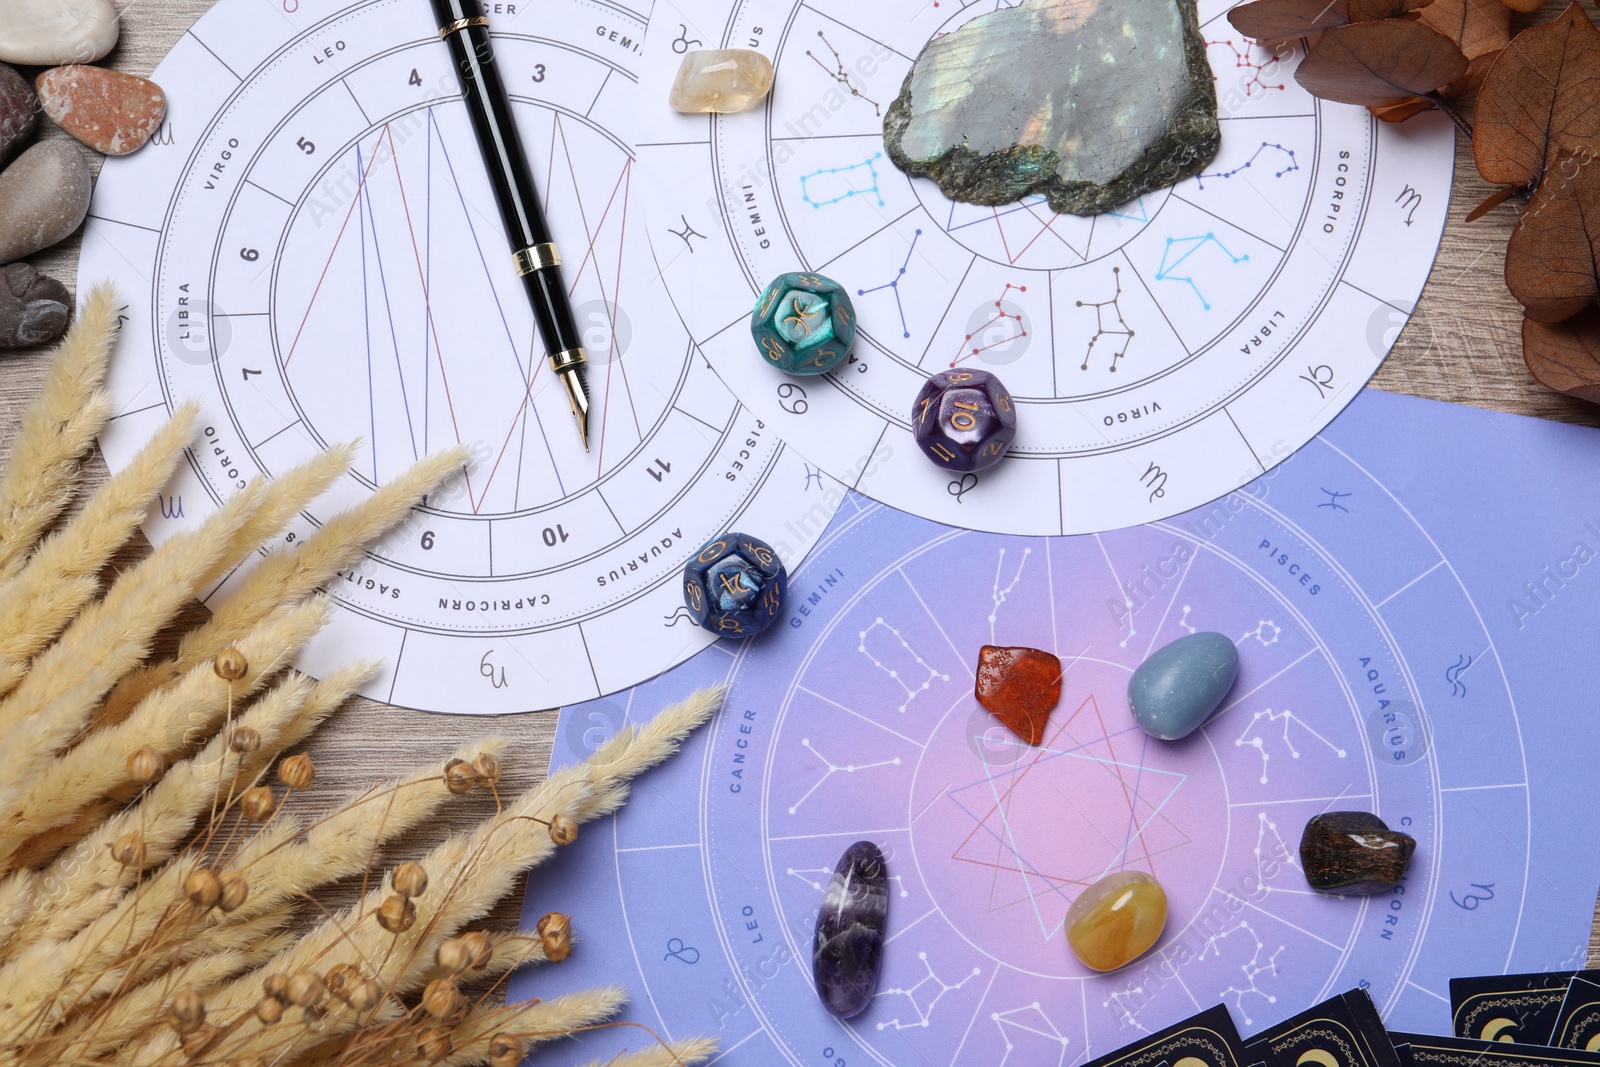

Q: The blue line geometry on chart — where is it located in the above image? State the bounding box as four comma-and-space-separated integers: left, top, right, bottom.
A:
1104, 196, 1151, 224
1446, 653, 1474, 698
857, 229, 922, 339
1155, 233, 1249, 310
800, 152, 886, 209
1234, 708, 1347, 784
873, 951, 982, 1030
1196, 141, 1299, 190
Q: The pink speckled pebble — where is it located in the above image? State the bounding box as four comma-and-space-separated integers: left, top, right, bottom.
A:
35, 65, 166, 156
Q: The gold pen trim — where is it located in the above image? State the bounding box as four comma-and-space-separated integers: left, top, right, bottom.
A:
438, 15, 489, 38
548, 347, 588, 372
513, 243, 562, 275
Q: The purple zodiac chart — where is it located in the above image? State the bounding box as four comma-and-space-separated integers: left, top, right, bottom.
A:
515, 390, 1600, 1065
77, 0, 840, 713
637, 0, 1454, 535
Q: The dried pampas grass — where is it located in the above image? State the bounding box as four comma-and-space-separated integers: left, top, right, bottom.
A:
0, 295, 720, 1067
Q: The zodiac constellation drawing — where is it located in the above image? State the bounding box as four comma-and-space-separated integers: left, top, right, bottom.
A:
799, 153, 886, 209
806, 30, 881, 116
859, 618, 949, 712
874, 952, 982, 1031
1077, 267, 1134, 372
1206, 38, 1288, 96
1197, 141, 1300, 190
1234, 708, 1349, 784
1198, 919, 1285, 1026
952, 283, 1028, 366
993, 1003, 1072, 1067
1155, 233, 1249, 310
857, 229, 922, 340
788, 737, 901, 815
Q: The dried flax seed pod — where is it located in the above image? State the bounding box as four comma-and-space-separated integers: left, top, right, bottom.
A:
108, 831, 145, 867
418, 1027, 452, 1062
443, 757, 476, 795
473, 751, 501, 787
167, 990, 206, 1034
393, 860, 428, 898
239, 785, 275, 822
421, 977, 466, 1020
377, 893, 416, 933
128, 745, 165, 784
213, 646, 248, 680
229, 725, 261, 753
184, 868, 222, 909
278, 752, 315, 791
255, 996, 283, 1026
217, 870, 249, 912
537, 911, 572, 962
488, 1033, 525, 1067
549, 813, 579, 846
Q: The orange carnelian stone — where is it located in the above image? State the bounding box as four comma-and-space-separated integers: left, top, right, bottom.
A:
974, 645, 1062, 746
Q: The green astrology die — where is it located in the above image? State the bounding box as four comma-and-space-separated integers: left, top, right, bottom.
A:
750, 272, 857, 375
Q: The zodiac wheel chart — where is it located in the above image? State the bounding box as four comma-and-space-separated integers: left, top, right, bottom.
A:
79, 0, 841, 714
516, 399, 1544, 1064
637, 0, 1455, 536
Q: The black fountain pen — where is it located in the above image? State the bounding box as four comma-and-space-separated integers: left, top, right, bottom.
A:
431, 0, 590, 449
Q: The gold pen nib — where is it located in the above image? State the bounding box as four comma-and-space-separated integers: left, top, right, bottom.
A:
560, 369, 590, 451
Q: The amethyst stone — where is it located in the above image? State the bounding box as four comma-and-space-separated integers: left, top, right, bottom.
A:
912, 368, 1017, 473
812, 840, 889, 1019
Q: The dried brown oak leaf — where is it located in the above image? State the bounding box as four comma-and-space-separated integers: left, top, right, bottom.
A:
1295, 19, 1468, 106
1523, 305, 1600, 402
1474, 1, 1600, 189
1417, 0, 1511, 64
1500, 0, 1552, 11
1505, 149, 1600, 321
1228, 0, 1352, 47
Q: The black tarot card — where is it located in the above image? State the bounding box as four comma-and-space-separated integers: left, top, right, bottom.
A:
1085, 1004, 1249, 1067
1245, 988, 1403, 1067
1552, 975, 1600, 1050
1393, 1030, 1600, 1067
1450, 969, 1600, 1045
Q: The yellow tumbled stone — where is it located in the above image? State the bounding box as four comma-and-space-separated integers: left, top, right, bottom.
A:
669, 49, 774, 114
1066, 871, 1167, 972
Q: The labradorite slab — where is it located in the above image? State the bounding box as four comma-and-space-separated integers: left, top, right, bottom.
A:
884, 0, 1220, 216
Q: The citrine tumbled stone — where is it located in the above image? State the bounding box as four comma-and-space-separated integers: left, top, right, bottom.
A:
668, 49, 774, 114
1066, 870, 1167, 972
975, 645, 1062, 746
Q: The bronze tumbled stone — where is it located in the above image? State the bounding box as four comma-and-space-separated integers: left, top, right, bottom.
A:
1299, 811, 1416, 894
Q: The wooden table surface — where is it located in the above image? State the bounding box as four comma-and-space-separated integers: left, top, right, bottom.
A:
4, 0, 1597, 960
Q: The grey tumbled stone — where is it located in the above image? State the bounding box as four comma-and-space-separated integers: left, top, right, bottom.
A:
0, 140, 92, 266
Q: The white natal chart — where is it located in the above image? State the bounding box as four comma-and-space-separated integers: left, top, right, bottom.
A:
79, 0, 841, 715
639, 0, 1455, 535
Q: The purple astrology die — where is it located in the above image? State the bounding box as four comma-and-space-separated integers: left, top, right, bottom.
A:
812, 840, 889, 1018
912, 368, 1017, 473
